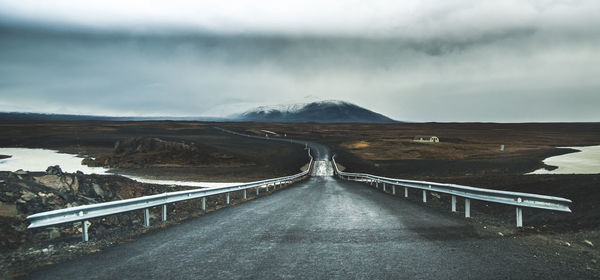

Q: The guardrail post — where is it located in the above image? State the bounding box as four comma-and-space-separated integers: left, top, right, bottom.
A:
226, 193, 230, 205
516, 207, 523, 227
81, 220, 89, 242
144, 208, 150, 227
256, 187, 259, 196
266, 185, 269, 192
202, 197, 206, 211
465, 199, 471, 218
383, 183, 386, 192
392, 185, 396, 195
376, 181, 379, 189
451, 195, 457, 212
243, 189, 247, 200
422, 190, 427, 203
162, 204, 167, 222
404, 187, 408, 198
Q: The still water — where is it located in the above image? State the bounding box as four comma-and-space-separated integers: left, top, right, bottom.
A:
0, 148, 240, 187
528, 145, 600, 175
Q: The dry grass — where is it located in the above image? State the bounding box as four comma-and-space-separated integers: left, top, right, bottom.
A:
229, 122, 600, 162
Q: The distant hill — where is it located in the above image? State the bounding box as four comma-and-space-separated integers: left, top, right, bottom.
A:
0, 101, 396, 123
234, 101, 396, 123
0, 112, 228, 122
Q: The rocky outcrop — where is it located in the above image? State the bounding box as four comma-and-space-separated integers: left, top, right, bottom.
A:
114, 137, 197, 155
45, 165, 63, 176
0, 168, 192, 251
83, 137, 249, 169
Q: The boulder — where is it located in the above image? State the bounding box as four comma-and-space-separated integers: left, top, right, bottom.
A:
91, 183, 106, 199
34, 175, 68, 192
15, 169, 28, 175
34, 173, 79, 194
20, 190, 37, 202
45, 165, 63, 175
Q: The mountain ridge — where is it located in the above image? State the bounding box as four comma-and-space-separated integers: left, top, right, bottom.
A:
235, 100, 396, 123
0, 101, 397, 123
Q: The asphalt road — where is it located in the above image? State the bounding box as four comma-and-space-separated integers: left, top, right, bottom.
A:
24, 143, 593, 279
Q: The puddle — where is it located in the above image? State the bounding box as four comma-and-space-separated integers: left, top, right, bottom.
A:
528, 145, 600, 174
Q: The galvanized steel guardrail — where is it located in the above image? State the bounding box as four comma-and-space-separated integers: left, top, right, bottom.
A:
27, 149, 313, 241
332, 155, 572, 227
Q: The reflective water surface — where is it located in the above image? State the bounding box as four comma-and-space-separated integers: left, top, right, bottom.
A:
528, 145, 600, 174
0, 148, 240, 187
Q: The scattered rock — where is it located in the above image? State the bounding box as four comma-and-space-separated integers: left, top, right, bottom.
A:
20, 190, 37, 202
92, 183, 105, 199
498, 232, 504, 237
563, 241, 572, 247
583, 240, 594, 247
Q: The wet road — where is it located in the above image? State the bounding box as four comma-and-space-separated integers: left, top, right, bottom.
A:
25, 143, 592, 279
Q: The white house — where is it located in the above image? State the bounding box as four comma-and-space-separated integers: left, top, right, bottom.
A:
413, 135, 440, 143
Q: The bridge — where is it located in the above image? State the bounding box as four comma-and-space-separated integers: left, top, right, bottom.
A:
24, 137, 589, 279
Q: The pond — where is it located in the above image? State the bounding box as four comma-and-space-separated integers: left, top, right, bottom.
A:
0, 147, 240, 187
528, 145, 600, 175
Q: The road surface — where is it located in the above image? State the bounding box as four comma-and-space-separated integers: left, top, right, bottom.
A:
25, 143, 592, 279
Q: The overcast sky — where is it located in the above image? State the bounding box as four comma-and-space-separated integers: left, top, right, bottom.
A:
1, 0, 599, 122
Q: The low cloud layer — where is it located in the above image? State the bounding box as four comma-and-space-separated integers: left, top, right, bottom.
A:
0, 1, 599, 121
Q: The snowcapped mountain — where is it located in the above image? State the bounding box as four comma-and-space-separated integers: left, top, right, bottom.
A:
234, 100, 396, 123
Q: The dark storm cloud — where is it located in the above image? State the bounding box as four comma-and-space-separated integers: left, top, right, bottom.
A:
0, 0, 599, 121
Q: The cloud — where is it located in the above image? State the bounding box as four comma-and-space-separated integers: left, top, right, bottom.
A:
0, 1, 599, 121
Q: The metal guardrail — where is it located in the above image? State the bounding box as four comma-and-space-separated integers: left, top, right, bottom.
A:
28, 149, 313, 241
332, 155, 572, 227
